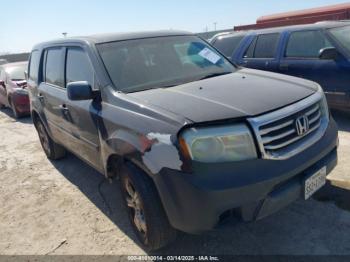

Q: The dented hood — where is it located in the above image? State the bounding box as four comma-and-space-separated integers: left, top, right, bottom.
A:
128, 68, 318, 123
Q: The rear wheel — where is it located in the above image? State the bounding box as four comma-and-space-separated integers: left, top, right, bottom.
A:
35, 119, 66, 160
120, 163, 177, 251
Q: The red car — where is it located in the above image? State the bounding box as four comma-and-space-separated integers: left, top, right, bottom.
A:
0, 61, 30, 118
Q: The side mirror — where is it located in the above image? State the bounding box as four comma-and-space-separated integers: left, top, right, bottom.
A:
67, 81, 97, 101
0, 80, 5, 88
319, 47, 338, 60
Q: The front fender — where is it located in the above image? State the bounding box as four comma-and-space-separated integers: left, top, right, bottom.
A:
101, 129, 184, 177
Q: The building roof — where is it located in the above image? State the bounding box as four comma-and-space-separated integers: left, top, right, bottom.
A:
0, 61, 28, 69
258, 2, 350, 23
0, 53, 29, 63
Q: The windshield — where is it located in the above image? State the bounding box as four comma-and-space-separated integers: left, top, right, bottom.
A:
6, 64, 27, 80
97, 35, 235, 93
329, 25, 350, 54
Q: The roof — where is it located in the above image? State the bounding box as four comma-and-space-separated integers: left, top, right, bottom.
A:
244, 20, 350, 34
258, 2, 350, 23
33, 30, 193, 49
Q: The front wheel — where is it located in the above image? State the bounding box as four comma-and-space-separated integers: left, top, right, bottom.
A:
35, 119, 66, 160
120, 163, 177, 251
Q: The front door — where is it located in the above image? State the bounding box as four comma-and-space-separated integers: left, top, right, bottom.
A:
278, 30, 349, 108
64, 46, 101, 169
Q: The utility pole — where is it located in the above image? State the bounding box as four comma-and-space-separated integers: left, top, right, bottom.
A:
213, 22, 217, 31
204, 26, 209, 38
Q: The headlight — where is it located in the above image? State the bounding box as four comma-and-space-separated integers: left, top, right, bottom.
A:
316, 84, 329, 122
180, 124, 257, 163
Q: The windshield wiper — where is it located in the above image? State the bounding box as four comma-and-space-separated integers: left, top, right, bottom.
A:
198, 72, 232, 81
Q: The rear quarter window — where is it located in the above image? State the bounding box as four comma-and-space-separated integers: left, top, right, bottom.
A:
29, 50, 40, 82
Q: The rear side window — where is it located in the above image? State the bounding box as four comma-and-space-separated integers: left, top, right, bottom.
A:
286, 30, 333, 58
29, 50, 40, 82
66, 48, 94, 86
45, 48, 63, 87
212, 35, 245, 57
244, 33, 280, 59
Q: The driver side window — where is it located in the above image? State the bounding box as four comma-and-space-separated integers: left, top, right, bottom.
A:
285, 30, 334, 58
65, 47, 95, 88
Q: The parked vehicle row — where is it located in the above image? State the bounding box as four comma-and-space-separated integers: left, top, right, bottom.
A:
0, 61, 30, 118
24, 30, 338, 251
210, 21, 350, 111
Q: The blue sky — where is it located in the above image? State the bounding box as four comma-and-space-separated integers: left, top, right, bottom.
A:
1, 0, 348, 53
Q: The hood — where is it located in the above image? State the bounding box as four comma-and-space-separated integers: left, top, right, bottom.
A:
128, 68, 318, 123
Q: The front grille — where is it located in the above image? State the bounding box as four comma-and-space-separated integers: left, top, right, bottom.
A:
248, 93, 328, 160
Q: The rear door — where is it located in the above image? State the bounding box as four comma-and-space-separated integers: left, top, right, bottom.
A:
38, 47, 73, 148
237, 33, 281, 72
279, 30, 341, 106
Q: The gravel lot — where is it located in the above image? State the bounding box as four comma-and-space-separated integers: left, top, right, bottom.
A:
0, 108, 349, 255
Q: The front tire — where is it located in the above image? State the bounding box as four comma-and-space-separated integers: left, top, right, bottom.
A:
120, 163, 177, 251
35, 119, 66, 160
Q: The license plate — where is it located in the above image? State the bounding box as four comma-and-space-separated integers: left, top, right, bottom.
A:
304, 166, 327, 200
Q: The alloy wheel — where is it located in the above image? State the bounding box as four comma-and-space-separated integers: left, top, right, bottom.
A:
37, 122, 50, 155
124, 178, 147, 241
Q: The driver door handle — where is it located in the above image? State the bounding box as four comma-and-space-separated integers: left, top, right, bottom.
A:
59, 104, 69, 112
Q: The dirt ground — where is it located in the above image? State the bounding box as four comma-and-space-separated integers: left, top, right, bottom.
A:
0, 108, 349, 255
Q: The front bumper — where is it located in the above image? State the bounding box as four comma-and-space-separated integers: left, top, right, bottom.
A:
152, 117, 338, 234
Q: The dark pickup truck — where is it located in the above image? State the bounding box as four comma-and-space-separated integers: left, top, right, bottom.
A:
27, 31, 338, 251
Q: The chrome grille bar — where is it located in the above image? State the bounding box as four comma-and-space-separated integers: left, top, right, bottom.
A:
248, 92, 328, 160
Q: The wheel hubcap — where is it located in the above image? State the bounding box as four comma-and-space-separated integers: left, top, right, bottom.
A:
37, 123, 50, 154
124, 179, 147, 236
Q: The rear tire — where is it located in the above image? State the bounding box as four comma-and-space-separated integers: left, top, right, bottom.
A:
119, 162, 177, 251
35, 119, 66, 160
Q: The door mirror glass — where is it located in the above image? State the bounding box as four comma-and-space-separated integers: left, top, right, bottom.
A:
319, 47, 338, 60
67, 81, 95, 101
